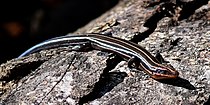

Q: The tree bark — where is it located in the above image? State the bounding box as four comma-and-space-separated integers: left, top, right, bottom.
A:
0, 0, 210, 104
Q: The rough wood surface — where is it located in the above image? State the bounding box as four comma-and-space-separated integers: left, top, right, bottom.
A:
0, 0, 210, 104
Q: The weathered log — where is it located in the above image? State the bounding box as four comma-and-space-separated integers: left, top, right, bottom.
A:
0, 0, 210, 104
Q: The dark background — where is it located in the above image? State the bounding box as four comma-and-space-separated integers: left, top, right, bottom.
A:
0, 0, 119, 64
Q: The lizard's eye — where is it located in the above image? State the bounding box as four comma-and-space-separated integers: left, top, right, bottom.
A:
156, 69, 168, 74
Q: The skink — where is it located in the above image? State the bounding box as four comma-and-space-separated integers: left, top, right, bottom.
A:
19, 33, 179, 79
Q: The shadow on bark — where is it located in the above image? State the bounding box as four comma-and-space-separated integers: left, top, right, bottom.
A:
157, 77, 196, 90
78, 72, 127, 105
131, 0, 209, 43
